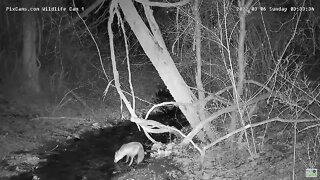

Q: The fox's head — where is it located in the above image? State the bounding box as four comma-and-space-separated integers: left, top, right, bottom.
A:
114, 151, 123, 163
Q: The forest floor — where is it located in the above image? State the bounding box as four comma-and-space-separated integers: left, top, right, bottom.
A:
0, 83, 121, 178
0, 64, 164, 179
0, 65, 319, 179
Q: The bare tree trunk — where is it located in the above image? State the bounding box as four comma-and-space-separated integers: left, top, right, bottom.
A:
229, 0, 253, 144
22, 0, 40, 93
194, 0, 216, 140
118, 0, 213, 141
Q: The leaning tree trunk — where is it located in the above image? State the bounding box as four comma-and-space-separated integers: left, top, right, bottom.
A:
118, 0, 215, 142
21, 0, 40, 93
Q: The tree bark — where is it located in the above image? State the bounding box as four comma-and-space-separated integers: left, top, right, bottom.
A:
194, 0, 216, 140
22, 0, 40, 93
229, 0, 253, 143
118, 0, 212, 141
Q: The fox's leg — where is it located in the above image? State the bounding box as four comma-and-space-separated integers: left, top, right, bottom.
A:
128, 155, 134, 166
125, 155, 129, 163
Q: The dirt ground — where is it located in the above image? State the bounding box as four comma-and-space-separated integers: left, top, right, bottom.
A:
1, 87, 319, 180
0, 64, 163, 178
0, 86, 115, 178
0, 66, 319, 179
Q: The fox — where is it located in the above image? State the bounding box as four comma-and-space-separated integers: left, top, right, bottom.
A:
114, 142, 145, 166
